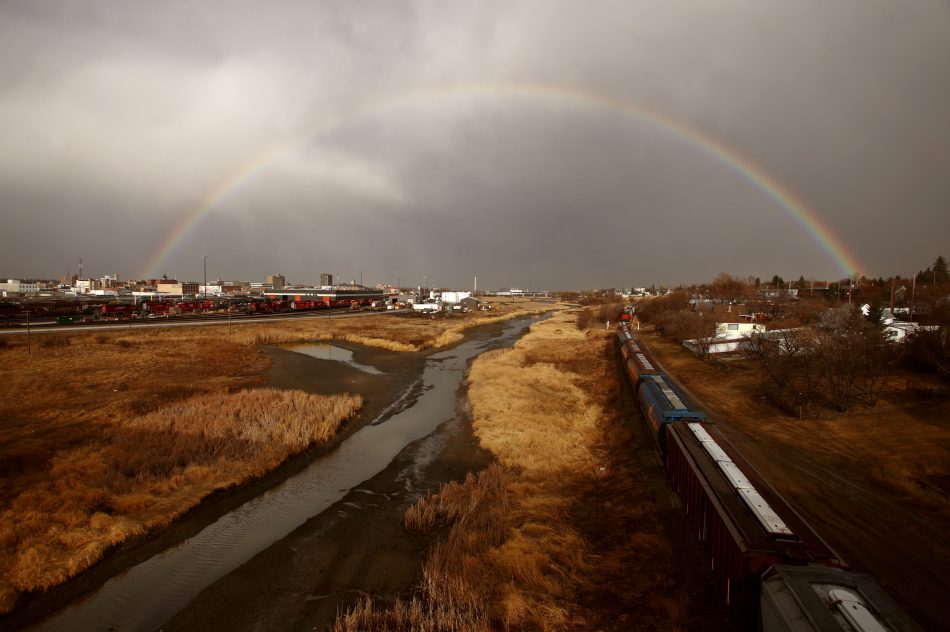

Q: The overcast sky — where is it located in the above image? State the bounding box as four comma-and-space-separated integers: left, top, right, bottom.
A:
1, 1, 948, 289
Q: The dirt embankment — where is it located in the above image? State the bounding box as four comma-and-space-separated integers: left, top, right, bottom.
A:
636, 329, 950, 631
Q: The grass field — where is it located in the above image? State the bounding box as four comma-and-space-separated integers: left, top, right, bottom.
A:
228, 299, 554, 351
334, 310, 699, 631
0, 299, 549, 614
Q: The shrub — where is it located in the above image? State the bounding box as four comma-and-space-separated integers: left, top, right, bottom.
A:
575, 308, 593, 330
39, 336, 70, 349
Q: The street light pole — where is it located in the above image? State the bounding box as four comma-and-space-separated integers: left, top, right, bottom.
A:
203, 255, 207, 301
26, 310, 31, 356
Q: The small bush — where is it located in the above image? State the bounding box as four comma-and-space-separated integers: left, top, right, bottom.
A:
575, 308, 593, 330
39, 336, 71, 349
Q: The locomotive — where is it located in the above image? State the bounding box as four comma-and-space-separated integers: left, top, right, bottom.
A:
615, 322, 920, 631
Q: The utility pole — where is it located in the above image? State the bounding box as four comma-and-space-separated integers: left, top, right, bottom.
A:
26, 310, 31, 356
203, 255, 207, 301
911, 275, 916, 322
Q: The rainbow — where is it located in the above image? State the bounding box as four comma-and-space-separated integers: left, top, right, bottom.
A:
139, 82, 864, 279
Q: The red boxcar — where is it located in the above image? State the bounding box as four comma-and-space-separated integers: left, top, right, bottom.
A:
665, 422, 841, 627
101, 304, 133, 315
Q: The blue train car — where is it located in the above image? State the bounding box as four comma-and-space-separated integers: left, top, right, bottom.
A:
637, 373, 706, 451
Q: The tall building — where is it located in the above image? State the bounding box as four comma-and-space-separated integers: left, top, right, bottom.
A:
267, 274, 286, 289
320, 273, 333, 287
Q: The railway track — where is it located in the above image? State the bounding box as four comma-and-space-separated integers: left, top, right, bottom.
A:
0, 308, 407, 336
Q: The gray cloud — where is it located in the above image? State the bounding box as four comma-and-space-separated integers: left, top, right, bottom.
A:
1, 1, 948, 288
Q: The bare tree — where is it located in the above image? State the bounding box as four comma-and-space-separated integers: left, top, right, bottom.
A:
709, 272, 750, 305
817, 309, 891, 411
661, 311, 719, 359
745, 329, 823, 416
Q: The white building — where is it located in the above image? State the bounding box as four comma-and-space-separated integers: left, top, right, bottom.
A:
198, 285, 224, 296
441, 291, 472, 305
74, 279, 100, 293
0, 279, 40, 295
715, 322, 767, 339
683, 322, 768, 355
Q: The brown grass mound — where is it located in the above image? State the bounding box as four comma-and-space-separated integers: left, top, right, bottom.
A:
334, 311, 694, 631
0, 388, 360, 611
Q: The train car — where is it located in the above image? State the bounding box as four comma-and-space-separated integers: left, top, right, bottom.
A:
637, 373, 706, 451
615, 330, 660, 388
100, 304, 134, 316
143, 301, 171, 315
616, 325, 632, 347
616, 327, 635, 355
760, 565, 921, 632
616, 329, 642, 364
624, 346, 659, 387
666, 422, 842, 628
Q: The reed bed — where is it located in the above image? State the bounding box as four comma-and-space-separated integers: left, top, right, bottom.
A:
0, 386, 360, 612
228, 302, 552, 352
0, 301, 549, 613
335, 310, 690, 631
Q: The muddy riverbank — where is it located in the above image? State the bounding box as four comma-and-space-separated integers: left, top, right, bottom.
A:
2, 343, 425, 632
12, 316, 539, 631
161, 386, 492, 631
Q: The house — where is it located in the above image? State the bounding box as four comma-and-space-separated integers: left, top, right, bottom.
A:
682, 322, 768, 355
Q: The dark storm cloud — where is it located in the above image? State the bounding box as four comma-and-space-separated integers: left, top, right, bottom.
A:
1, 1, 948, 288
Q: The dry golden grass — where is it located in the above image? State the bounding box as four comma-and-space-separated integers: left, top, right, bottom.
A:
0, 303, 550, 614
335, 310, 692, 631
0, 387, 360, 611
228, 299, 554, 352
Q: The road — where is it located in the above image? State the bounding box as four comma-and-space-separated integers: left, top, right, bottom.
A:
0, 309, 408, 336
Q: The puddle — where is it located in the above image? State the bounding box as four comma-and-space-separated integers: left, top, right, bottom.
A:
287, 343, 384, 374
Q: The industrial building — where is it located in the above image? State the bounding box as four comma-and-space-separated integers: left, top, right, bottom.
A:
263, 285, 386, 304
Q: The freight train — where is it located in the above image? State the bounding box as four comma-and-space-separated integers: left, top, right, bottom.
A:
615, 322, 920, 631
58, 296, 372, 323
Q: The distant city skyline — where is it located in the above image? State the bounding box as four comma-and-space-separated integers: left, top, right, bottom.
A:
2, 2, 948, 288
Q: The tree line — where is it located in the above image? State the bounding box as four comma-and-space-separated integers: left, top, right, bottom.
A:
634, 257, 950, 416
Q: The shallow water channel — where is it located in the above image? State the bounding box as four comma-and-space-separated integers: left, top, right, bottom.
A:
289, 343, 385, 374
34, 315, 543, 632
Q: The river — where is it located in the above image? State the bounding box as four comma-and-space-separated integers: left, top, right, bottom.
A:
33, 315, 543, 632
